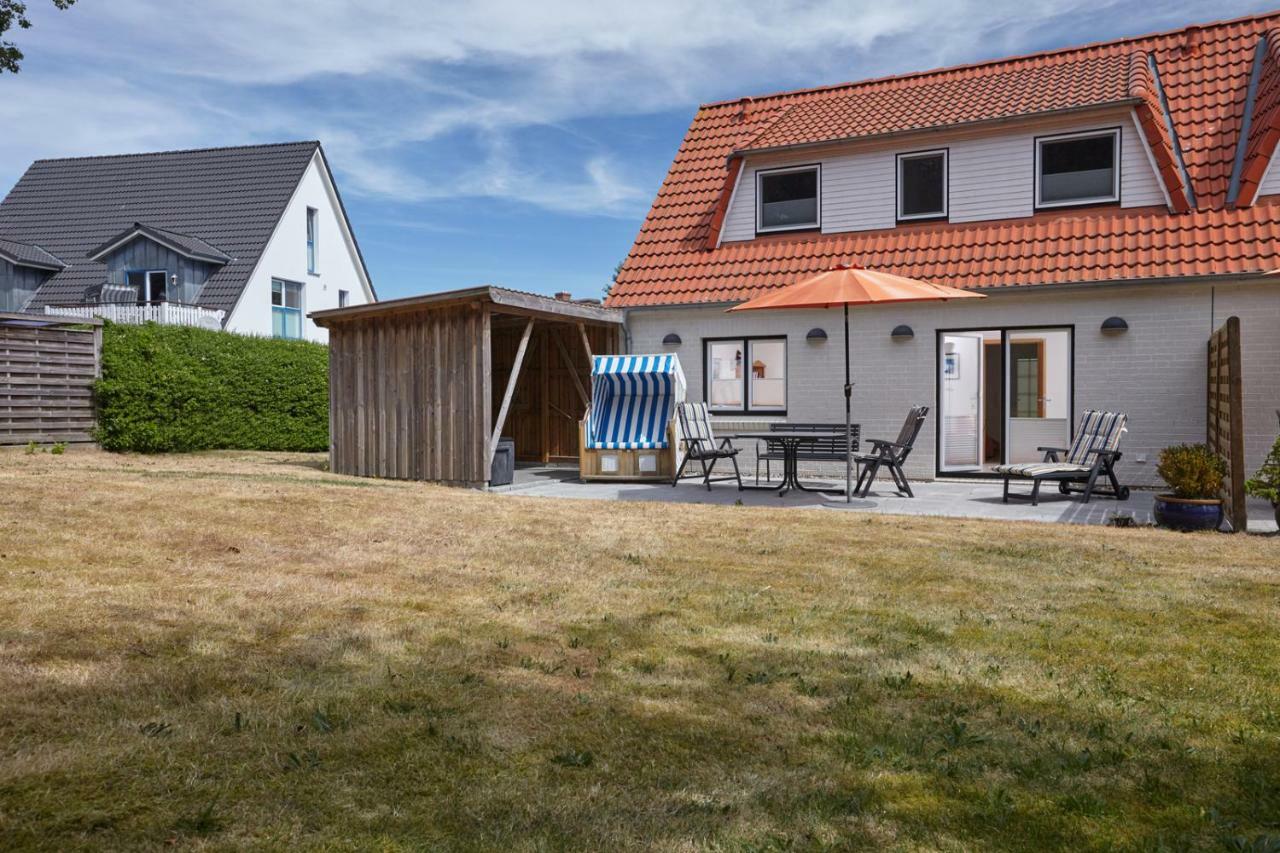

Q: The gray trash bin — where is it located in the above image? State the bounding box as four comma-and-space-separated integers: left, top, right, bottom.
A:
489, 438, 515, 486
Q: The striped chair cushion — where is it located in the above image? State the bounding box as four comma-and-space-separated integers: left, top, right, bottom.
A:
995, 409, 1127, 478
678, 402, 716, 447
994, 461, 1091, 477
1064, 410, 1127, 465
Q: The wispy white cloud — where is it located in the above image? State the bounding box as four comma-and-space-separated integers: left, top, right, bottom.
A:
0, 75, 212, 158
3, 0, 1269, 217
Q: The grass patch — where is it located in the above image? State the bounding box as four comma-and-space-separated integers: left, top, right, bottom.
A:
0, 447, 1277, 850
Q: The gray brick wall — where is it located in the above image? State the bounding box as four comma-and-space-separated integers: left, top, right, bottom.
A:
625, 280, 1279, 487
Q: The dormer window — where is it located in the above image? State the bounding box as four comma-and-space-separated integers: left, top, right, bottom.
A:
757, 165, 820, 233
897, 150, 948, 221
1036, 128, 1120, 208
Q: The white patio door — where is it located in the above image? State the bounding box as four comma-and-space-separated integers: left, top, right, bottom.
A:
1005, 328, 1072, 463
939, 333, 984, 472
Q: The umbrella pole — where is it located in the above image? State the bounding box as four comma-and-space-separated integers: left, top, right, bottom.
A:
844, 303, 852, 502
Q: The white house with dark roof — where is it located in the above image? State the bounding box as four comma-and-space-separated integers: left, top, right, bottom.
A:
0, 141, 375, 342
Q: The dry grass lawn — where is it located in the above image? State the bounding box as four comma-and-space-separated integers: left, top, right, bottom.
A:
0, 447, 1278, 851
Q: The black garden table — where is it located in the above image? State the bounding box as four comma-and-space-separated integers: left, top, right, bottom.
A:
732, 431, 850, 496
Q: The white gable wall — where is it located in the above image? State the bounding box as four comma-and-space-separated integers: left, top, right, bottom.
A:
1254, 146, 1280, 197
225, 152, 373, 343
720, 109, 1168, 242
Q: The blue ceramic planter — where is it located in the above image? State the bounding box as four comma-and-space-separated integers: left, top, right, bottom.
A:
1153, 495, 1223, 531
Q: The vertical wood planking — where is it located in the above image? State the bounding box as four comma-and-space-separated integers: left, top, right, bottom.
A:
1207, 316, 1247, 532
397, 318, 410, 478
539, 328, 550, 463
471, 304, 486, 478
333, 327, 343, 471
481, 306, 493, 475
385, 318, 397, 478
425, 314, 435, 481
443, 310, 455, 483
374, 319, 385, 477
408, 317, 421, 481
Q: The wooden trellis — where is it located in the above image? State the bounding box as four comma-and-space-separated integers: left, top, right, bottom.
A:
1207, 316, 1247, 532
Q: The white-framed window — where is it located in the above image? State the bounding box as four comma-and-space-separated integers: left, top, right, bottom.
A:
897, 149, 948, 220
1035, 128, 1120, 208
306, 207, 318, 273
272, 278, 304, 339
705, 337, 787, 413
126, 269, 169, 303
338, 289, 349, 308
756, 165, 820, 233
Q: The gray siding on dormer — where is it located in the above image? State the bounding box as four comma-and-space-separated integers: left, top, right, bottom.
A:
0, 258, 49, 312
103, 236, 216, 304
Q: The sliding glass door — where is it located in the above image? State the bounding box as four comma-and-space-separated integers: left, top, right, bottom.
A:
937, 327, 1073, 474
1005, 328, 1072, 463
939, 332, 985, 472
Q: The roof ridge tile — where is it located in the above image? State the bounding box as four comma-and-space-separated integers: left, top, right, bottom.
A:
700, 10, 1280, 109
29, 140, 320, 166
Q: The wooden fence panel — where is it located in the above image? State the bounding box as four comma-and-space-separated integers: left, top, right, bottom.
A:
1207, 316, 1247, 532
0, 315, 101, 445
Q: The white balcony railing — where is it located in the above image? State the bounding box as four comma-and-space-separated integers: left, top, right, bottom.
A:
44, 302, 225, 331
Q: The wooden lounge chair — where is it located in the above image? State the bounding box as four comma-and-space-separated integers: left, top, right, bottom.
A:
853, 406, 929, 498
672, 402, 743, 491
995, 409, 1131, 506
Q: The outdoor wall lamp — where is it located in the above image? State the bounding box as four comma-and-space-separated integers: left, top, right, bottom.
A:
1101, 316, 1129, 334
806, 327, 828, 342
891, 324, 914, 340
662, 333, 682, 346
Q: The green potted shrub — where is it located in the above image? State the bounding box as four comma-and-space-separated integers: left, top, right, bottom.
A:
1153, 443, 1226, 531
1244, 433, 1280, 529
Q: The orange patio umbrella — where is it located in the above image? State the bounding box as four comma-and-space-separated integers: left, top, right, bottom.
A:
728, 264, 985, 500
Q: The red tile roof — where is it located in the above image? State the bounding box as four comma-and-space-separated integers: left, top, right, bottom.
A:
1127, 52, 1193, 212
1235, 27, 1280, 206
608, 12, 1280, 308
738, 52, 1136, 154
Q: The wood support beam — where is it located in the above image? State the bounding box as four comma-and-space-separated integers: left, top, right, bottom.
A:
552, 329, 590, 409
489, 317, 534, 465
577, 322, 593, 363
540, 329, 550, 464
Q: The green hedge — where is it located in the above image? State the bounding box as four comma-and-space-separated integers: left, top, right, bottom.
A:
94, 322, 329, 453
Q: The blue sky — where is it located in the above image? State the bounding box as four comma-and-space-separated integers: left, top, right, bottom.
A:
1, 1, 1272, 301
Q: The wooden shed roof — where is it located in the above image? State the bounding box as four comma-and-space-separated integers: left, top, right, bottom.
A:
311, 286, 624, 327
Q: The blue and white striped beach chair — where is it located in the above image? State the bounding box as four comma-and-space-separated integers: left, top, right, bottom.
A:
995, 410, 1131, 506
579, 355, 686, 479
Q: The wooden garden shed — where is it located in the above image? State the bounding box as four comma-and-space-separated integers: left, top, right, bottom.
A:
311, 286, 624, 486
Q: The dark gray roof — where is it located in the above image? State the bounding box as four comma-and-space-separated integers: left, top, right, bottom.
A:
87, 222, 232, 264
0, 235, 65, 270
0, 141, 345, 316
